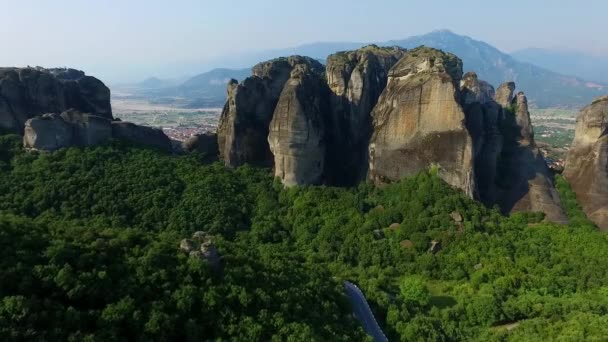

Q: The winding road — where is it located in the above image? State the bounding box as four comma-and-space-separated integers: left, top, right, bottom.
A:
344, 281, 389, 342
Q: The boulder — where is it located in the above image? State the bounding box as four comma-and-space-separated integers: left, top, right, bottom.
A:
183, 132, 219, 158
111, 121, 172, 152
200, 243, 221, 270
179, 239, 196, 253
0, 67, 111, 133
217, 57, 323, 168
23, 114, 73, 151
563, 95, 608, 230
268, 62, 329, 186
325, 45, 407, 184
23, 110, 112, 151
368, 47, 475, 196
388, 223, 400, 230
450, 211, 463, 222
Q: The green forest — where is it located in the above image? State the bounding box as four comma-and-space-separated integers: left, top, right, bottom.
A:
1, 132, 608, 341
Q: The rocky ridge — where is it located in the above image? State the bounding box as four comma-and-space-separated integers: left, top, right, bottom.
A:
0, 67, 172, 152
0, 67, 111, 133
217, 46, 568, 223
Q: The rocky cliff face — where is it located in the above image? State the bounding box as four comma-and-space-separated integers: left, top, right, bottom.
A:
325, 45, 407, 185
268, 64, 329, 186
564, 96, 608, 230
212, 46, 569, 223
217, 57, 323, 168
368, 47, 475, 195
460, 73, 502, 203
493, 89, 567, 223
0, 67, 111, 133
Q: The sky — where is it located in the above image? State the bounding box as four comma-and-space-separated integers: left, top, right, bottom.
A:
1, 0, 606, 83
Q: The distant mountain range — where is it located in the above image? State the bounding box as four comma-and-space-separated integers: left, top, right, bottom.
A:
126, 30, 607, 109
511, 48, 608, 84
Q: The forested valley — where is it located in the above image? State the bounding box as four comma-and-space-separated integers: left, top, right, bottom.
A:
1, 133, 608, 341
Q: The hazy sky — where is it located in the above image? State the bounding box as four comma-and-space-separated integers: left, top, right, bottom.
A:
1, 0, 606, 83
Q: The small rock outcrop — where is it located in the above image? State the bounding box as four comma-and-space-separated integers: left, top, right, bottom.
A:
182, 132, 219, 158
181, 231, 221, 269
564, 96, 608, 230
0, 67, 111, 133
111, 121, 172, 152
23, 109, 171, 152
268, 63, 329, 186
325, 45, 407, 184
24, 110, 112, 150
368, 47, 475, 196
217, 57, 323, 168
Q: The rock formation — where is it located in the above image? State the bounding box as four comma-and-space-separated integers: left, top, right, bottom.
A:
368, 46, 475, 196
217, 57, 323, 168
0, 67, 111, 133
24, 110, 112, 151
492, 89, 567, 223
182, 132, 219, 158
267, 63, 329, 186
212, 46, 568, 223
460, 73, 502, 203
325, 45, 407, 185
111, 121, 172, 151
23, 110, 171, 152
495, 81, 515, 108
564, 96, 608, 230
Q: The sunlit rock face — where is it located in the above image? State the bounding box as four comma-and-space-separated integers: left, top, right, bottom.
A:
268, 63, 329, 186
368, 47, 475, 196
564, 96, 608, 230
217, 56, 323, 168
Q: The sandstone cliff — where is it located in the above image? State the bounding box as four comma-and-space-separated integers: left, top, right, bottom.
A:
0, 67, 111, 133
325, 45, 407, 185
217, 57, 323, 168
368, 47, 475, 196
268, 64, 329, 186
564, 96, 608, 230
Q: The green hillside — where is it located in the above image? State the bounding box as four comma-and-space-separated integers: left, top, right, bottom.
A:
1, 134, 607, 341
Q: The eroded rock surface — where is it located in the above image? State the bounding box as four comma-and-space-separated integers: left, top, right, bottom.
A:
368, 47, 475, 196
0, 67, 111, 133
325, 45, 407, 184
564, 96, 608, 230
24, 110, 112, 150
111, 121, 172, 152
494, 90, 567, 223
183, 132, 219, 158
268, 63, 329, 186
217, 57, 323, 168
23, 109, 171, 152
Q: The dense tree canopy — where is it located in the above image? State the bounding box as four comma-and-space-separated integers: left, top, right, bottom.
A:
1, 133, 607, 341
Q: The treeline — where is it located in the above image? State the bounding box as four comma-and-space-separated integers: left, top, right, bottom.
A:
1, 133, 607, 341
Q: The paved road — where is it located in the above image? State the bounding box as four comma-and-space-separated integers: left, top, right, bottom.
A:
344, 281, 389, 342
